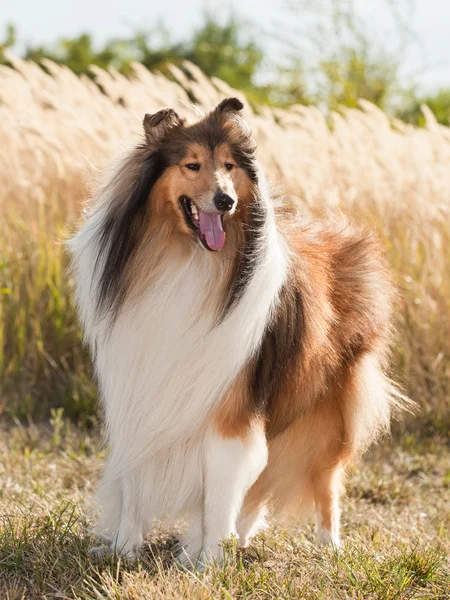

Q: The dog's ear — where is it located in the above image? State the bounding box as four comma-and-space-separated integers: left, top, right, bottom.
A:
143, 108, 184, 148
215, 97, 244, 118
215, 97, 252, 138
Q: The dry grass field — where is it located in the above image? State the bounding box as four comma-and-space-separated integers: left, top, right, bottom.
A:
0, 54, 449, 598
0, 424, 448, 598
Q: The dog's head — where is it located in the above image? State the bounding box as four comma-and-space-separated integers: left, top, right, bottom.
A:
95, 99, 262, 315
145, 98, 258, 251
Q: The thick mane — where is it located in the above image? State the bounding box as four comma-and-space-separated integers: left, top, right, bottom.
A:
220, 197, 267, 321
94, 147, 166, 318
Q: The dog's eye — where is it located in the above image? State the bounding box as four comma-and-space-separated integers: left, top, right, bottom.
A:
185, 163, 201, 171
225, 163, 235, 172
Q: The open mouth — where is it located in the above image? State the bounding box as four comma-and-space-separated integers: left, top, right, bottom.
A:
179, 195, 226, 251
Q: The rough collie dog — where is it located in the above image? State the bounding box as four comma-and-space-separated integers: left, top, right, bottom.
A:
69, 98, 399, 567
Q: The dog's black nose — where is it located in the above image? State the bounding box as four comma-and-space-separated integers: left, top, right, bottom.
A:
214, 192, 235, 212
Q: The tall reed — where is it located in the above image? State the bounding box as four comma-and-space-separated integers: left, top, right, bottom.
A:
1, 55, 448, 430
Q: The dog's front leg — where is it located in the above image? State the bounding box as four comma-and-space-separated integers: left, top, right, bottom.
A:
181, 422, 267, 569
110, 471, 144, 559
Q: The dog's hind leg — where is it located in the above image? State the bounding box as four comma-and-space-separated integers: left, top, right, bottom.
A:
237, 501, 268, 548
311, 352, 395, 548
313, 464, 343, 547
236, 465, 270, 548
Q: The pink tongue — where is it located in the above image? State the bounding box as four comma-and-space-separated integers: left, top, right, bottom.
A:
198, 210, 226, 251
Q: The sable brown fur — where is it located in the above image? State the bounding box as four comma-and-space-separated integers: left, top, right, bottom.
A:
219, 212, 396, 524
263, 216, 394, 439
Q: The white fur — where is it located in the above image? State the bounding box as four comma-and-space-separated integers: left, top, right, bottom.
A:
68, 167, 287, 560
351, 352, 394, 454
237, 505, 269, 548
178, 424, 268, 568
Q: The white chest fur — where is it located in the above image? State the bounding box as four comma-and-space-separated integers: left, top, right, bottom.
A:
100, 228, 286, 466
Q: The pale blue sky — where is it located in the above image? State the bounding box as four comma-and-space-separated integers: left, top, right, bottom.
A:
2, 0, 450, 91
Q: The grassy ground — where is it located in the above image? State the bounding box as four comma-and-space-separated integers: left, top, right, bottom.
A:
0, 421, 449, 599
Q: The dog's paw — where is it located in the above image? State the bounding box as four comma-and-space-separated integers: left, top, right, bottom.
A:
89, 542, 139, 561
176, 544, 224, 572
108, 530, 142, 560
316, 528, 341, 549
175, 544, 205, 570
111, 539, 139, 560
176, 547, 200, 570
89, 545, 111, 560
174, 534, 205, 570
